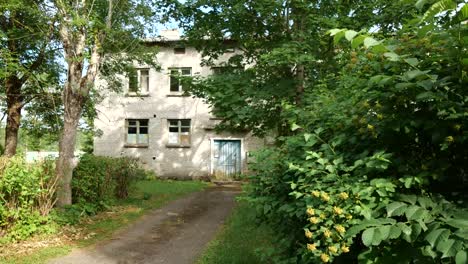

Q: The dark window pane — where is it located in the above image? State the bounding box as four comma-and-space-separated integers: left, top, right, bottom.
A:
169, 120, 178, 126
174, 47, 186, 54
128, 69, 138, 92
128, 127, 137, 134
181, 120, 190, 126
181, 127, 190, 133
139, 120, 148, 126
169, 127, 178, 133
170, 76, 179, 91
139, 127, 148, 134
128, 120, 137, 126
181, 68, 191, 75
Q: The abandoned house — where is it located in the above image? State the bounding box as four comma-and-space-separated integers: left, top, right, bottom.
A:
93, 29, 264, 180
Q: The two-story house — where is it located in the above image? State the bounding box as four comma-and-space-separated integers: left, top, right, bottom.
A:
93, 29, 264, 180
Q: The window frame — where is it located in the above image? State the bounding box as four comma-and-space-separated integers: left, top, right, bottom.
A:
167, 119, 191, 147
127, 68, 150, 96
125, 119, 149, 147
169, 67, 192, 93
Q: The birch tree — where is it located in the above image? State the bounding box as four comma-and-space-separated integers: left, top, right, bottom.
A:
53, 0, 157, 206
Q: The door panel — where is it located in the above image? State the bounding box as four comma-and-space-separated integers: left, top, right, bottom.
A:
213, 140, 241, 179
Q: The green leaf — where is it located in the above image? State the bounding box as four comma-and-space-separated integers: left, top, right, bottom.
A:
334, 30, 346, 44
405, 205, 427, 221
436, 238, 458, 258
406, 69, 430, 80
404, 58, 419, 67
362, 227, 383, 246
328, 28, 343, 36
351, 35, 366, 49
416, 0, 429, 10
446, 218, 468, 229
387, 202, 407, 217
456, 250, 467, 264
425, 228, 451, 248
384, 52, 399, 61
364, 37, 381, 49
388, 225, 402, 239
421, 0, 457, 22
304, 133, 312, 142
291, 123, 301, 131
345, 30, 358, 41
290, 182, 297, 190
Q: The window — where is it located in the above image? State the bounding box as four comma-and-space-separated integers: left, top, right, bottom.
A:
174, 47, 186, 54
128, 68, 149, 94
168, 119, 191, 146
126, 119, 149, 146
169, 67, 191, 92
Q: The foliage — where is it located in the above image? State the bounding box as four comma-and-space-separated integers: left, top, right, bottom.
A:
0, 156, 58, 243
71, 154, 141, 215
243, 2, 468, 263
161, 0, 416, 136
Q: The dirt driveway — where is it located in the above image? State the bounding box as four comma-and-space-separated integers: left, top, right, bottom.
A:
48, 185, 240, 264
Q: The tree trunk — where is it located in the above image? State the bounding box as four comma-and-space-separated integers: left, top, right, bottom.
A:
55, 87, 85, 206
4, 76, 24, 157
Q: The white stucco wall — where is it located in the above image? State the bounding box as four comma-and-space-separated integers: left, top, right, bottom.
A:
94, 45, 264, 179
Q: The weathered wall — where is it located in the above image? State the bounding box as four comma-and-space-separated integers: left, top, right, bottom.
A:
94, 45, 264, 179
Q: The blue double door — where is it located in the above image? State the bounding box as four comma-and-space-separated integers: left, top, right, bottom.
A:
213, 140, 242, 179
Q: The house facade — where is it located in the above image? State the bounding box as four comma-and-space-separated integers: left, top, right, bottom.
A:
93, 30, 264, 180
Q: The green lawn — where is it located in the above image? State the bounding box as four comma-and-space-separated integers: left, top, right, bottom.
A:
1, 179, 208, 264
196, 201, 276, 264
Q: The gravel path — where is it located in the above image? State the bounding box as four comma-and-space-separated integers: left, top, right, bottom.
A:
48, 186, 240, 264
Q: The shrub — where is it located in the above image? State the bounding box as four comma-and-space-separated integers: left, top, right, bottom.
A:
72, 154, 140, 214
246, 5, 467, 263
0, 156, 58, 243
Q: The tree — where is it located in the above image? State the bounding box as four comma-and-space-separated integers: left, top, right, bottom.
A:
52, 0, 158, 206
159, 0, 416, 136
0, 0, 60, 157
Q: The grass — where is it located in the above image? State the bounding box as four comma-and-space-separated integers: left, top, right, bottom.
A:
1, 179, 208, 264
196, 201, 277, 264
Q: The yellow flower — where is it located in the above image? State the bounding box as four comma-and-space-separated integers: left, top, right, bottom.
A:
321, 192, 330, 202
323, 229, 332, 238
312, 190, 320, 197
446, 136, 454, 142
320, 213, 327, 219
377, 114, 384, 120
309, 217, 319, 224
306, 207, 315, 216
346, 214, 353, 220
367, 124, 374, 130
454, 124, 461, 131
339, 192, 349, 200
321, 253, 330, 263
333, 206, 343, 215
341, 244, 350, 253
328, 246, 338, 254
305, 229, 313, 239
307, 243, 317, 251
334, 225, 346, 234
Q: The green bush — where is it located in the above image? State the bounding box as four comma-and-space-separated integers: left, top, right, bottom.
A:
246, 4, 467, 264
0, 156, 57, 243
72, 154, 140, 214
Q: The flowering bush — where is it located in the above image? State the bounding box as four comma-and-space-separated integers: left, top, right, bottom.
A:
246, 2, 467, 263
